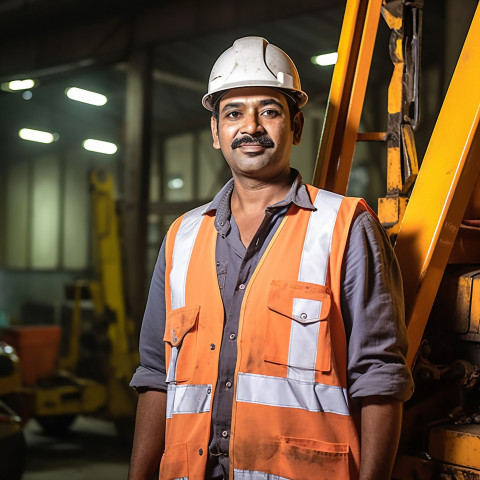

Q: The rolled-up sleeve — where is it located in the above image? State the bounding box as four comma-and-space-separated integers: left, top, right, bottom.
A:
341, 209, 414, 402
129, 238, 168, 392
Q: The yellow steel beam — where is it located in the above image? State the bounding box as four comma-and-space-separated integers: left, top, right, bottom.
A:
394, 3, 480, 368
357, 131, 388, 142
312, 0, 382, 193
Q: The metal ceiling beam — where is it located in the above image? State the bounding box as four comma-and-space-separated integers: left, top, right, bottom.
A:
0, 0, 339, 81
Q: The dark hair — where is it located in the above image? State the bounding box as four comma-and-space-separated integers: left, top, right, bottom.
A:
211, 90, 300, 130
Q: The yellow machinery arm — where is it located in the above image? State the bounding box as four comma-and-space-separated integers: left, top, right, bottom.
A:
89, 169, 138, 381
395, 5, 480, 367
57, 170, 138, 422
313, 1, 480, 477
313, 0, 480, 377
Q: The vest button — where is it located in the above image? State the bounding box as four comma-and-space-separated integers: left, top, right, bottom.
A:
300, 313, 307, 320
222, 430, 228, 438
238, 283, 246, 290
226, 381, 232, 388
229, 333, 236, 340
198, 448, 203, 456
210, 343, 216, 350
207, 386, 212, 394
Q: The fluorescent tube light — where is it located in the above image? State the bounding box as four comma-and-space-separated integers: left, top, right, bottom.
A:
311, 52, 338, 66
66, 87, 107, 106
19, 128, 55, 144
83, 139, 117, 155
8, 79, 35, 90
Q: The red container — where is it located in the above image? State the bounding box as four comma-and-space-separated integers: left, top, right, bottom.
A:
1, 326, 62, 386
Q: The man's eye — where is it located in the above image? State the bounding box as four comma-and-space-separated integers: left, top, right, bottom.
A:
262, 109, 279, 117
226, 111, 241, 119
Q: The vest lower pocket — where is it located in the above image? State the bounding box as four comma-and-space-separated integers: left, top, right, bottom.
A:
276, 436, 350, 480
159, 442, 189, 480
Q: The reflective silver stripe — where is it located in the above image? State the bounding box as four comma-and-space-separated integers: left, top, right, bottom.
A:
288, 189, 343, 382
165, 346, 179, 384
234, 470, 291, 480
170, 202, 211, 310
236, 372, 349, 416
166, 385, 176, 419
287, 298, 322, 381
166, 383, 212, 419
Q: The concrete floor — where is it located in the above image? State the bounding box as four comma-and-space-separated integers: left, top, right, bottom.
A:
23, 416, 131, 480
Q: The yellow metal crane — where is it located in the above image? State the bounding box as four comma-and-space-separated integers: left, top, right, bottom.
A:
313, 0, 480, 477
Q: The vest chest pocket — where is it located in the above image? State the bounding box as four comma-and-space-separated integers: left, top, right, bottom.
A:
265, 280, 332, 374
164, 305, 200, 383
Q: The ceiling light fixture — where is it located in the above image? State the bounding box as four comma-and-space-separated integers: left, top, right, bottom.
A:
311, 52, 338, 66
83, 139, 117, 155
19, 128, 55, 144
66, 87, 107, 106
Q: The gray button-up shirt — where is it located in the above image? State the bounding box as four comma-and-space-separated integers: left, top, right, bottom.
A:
130, 170, 414, 478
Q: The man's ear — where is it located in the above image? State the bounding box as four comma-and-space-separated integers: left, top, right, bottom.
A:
292, 111, 304, 146
211, 116, 221, 150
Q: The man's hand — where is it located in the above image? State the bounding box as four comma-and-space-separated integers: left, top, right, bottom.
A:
128, 390, 167, 480
359, 396, 403, 480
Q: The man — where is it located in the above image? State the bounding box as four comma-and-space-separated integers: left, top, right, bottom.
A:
129, 36, 413, 480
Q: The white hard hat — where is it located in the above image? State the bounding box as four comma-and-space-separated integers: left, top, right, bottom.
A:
202, 36, 308, 111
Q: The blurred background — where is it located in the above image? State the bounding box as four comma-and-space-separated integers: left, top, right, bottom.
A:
0, 0, 477, 478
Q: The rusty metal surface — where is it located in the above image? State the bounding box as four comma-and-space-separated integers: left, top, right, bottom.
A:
429, 424, 480, 471
433, 267, 480, 335
377, 0, 421, 239
393, 454, 480, 479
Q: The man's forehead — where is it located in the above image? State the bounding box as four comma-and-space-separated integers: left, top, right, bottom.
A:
219, 87, 289, 108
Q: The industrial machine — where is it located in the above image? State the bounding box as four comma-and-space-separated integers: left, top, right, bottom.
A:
0, 341, 25, 480
1, 170, 139, 439
313, 0, 480, 477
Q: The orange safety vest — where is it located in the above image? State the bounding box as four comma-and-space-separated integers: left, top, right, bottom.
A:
161, 184, 367, 480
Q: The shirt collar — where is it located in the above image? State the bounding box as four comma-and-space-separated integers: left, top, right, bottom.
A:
204, 168, 315, 235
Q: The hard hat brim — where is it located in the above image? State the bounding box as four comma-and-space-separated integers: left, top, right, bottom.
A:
202, 84, 308, 111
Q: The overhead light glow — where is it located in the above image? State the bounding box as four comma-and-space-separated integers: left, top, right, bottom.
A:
168, 177, 184, 190
3, 345, 14, 354
83, 139, 117, 155
311, 52, 338, 66
66, 87, 107, 106
8, 79, 36, 90
19, 128, 55, 144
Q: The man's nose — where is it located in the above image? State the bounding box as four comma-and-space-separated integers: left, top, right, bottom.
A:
241, 112, 265, 135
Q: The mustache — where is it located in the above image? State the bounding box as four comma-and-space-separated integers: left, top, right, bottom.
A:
231, 135, 275, 150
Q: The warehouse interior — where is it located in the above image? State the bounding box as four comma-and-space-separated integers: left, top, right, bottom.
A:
0, 0, 479, 478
